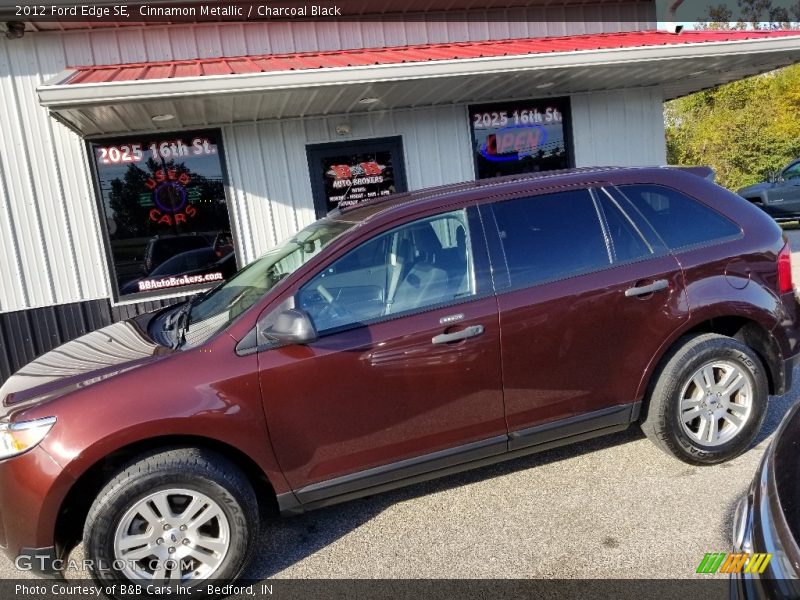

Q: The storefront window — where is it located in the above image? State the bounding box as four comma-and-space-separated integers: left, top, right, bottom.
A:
469, 98, 573, 179
307, 137, 408, 218
89, 129, 235, 299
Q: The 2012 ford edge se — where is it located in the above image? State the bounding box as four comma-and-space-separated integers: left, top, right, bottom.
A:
1, 167, 799, 588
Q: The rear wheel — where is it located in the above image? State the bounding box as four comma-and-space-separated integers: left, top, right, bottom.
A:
641, 333, 768, 465
83, 447, 258, 592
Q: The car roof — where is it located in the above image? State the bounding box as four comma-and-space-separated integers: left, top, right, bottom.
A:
329, 166, 703, 225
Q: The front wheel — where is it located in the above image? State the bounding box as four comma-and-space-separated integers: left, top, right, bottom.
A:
641, 333, 768, 465
83, 447, 258, 592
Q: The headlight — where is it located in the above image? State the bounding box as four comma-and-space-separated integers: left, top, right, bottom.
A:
0, 417, 56, 460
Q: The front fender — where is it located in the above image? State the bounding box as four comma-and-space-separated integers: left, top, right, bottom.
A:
28, 335, 291, 502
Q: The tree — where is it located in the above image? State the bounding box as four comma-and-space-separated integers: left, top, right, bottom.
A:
666, 4, 800, 190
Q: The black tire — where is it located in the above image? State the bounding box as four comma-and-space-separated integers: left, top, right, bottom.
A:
83, 447, 258, 593
641, 333, 768, 465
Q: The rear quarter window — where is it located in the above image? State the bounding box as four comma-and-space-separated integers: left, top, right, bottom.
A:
616, 184, 740, 250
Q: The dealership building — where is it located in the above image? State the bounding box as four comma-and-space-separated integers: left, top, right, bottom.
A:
0, 0, 799, 384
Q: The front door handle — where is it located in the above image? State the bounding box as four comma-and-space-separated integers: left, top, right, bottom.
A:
625, 279, 669, 297
432, 325, 484, 345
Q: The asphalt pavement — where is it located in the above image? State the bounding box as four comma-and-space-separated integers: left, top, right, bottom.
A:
3, 230, 800, 582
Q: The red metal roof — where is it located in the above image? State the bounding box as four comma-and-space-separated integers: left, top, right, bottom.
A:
63, 29, 800, 85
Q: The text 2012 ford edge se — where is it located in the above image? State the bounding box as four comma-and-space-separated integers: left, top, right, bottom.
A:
1, 167, 799, 589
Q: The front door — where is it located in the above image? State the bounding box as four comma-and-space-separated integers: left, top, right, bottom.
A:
767, 160, 800, 217
481, 187, 687, 443
257, 207, 506, 498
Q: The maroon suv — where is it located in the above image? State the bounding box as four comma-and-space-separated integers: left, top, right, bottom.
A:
1, 167, 798, 588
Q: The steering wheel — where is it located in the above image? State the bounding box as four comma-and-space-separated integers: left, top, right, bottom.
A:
316, 284, 335, 304
312, 284, 355, 326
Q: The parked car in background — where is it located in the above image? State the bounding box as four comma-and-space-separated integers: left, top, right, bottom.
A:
143, 234, 210, 274
732, 402, 800, 599
211, 231, 234, 258
1, 167, 799, 592
738, 159, 800, 222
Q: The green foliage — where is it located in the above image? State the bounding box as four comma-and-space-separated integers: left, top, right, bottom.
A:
665, 64, 800, 191
669, 1, 800, 190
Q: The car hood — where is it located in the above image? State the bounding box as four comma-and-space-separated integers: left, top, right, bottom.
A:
737, 181, 773, 196
0, 315, 174, 411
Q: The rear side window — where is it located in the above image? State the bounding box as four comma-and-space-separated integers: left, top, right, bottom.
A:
617, 184, 740, 250
596, 192, 652, 263
490, 189, 611, 288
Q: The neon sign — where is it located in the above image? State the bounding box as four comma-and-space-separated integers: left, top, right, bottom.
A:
480, 124, 549, 162
145, 169, 197, 226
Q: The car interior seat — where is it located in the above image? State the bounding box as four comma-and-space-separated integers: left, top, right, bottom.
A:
390, 222, 451, 314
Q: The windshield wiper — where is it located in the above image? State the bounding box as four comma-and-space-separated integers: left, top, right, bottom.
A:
172, 302, 192, 349
164, 295, 200, 349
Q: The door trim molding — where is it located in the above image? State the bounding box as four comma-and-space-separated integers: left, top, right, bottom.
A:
278, 402, 639, 515
508, 403, 635, 451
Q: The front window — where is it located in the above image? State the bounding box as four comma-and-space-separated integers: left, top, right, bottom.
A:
179, 218, 355, 347
782, 162, 800, 181
297, 210, 475, 334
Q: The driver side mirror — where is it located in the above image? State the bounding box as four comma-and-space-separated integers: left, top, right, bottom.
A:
261, 308, 317, 345
768, 170, 782, 184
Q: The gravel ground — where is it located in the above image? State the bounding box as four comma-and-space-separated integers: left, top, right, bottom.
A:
2, 229, 800, 582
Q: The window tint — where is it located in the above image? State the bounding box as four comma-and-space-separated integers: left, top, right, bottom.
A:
617, 185, 740, 250
596, 192, 652, 263
783, 162, 800, 181
491, 189, 611, 288
298, 210, 475, 333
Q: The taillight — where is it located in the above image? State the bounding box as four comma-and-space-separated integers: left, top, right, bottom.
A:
778, 241, 793, 294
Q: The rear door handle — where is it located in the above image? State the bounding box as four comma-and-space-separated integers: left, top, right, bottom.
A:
625, 279, 669, 297
432, 325, 484, 344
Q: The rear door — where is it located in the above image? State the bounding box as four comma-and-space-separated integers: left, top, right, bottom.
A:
481, 186, 688, 447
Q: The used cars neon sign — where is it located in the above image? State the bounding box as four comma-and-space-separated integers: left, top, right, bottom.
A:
146, 169, 197, 226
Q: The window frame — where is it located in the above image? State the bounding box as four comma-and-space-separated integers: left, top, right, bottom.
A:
593, 187, 669, 264
286, 205, 494, 340
611, 183, 743, 254
468, 96, 576, 181
306, 136, 408, 219
781, 161, 800, 181
85, 127, 238, 304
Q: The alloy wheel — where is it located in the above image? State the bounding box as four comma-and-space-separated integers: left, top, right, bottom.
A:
679, 360, 753, 447
113, 488, 231, 583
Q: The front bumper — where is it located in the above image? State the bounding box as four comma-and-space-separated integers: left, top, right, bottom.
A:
0, 445, 74, 576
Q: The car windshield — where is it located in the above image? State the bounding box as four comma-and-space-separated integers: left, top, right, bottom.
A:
177, 218, 357, 347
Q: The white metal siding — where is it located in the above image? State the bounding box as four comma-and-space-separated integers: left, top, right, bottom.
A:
224, 88, 667, 266
0, 3, 658, 313
223, 105, 477, 264
571, 87, 667, 168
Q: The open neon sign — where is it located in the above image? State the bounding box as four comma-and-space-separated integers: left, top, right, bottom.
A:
479, 124, 549, 162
